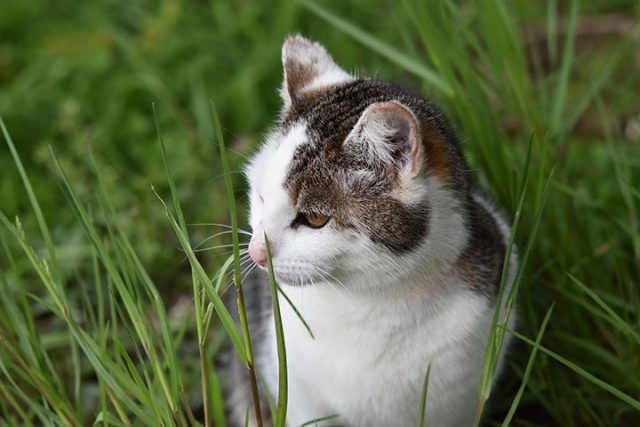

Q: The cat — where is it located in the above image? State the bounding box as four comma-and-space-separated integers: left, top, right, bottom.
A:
225, 34, 517, 427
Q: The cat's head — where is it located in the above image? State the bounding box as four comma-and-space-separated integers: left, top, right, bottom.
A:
245, 35, 470, 291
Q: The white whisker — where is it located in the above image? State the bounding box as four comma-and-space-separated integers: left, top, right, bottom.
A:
192, 243, 249, 254
187, 223, 252, 235
312, 265, 355, 303
192, 230, 236, 250
313, 265, 357, 303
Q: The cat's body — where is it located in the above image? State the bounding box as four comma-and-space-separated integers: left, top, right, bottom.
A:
225, 35, 516, 427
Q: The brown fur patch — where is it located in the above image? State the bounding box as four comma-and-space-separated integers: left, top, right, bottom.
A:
421, 124, 451, 183
284, 59, 318, 104
455, 197, 507, 298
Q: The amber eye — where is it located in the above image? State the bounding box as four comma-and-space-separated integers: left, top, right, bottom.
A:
303, 212, 331, 229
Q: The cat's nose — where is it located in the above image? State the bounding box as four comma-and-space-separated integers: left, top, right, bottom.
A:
248, 238, 267, 267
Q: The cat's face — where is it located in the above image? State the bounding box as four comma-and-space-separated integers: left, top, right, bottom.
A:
246, 35, 468, 290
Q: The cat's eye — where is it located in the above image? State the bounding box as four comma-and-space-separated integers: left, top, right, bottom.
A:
302, 212, 330, 229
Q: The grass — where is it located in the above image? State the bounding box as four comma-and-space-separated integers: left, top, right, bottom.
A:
0, 0, 639, 425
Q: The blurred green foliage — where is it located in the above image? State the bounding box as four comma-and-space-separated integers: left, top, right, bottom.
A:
1, 0, 639, 425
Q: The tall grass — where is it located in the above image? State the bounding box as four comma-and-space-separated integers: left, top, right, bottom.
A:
1, 0, 638, 425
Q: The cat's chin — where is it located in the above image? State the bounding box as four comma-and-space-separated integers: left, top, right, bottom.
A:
262, 268, 312, 287
272, 273, 307, 287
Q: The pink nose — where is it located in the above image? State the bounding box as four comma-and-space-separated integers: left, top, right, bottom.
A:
248, 240, 267, 267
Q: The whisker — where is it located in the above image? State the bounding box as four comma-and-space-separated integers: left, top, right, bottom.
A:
192, 230, 237, 250
223, 255, 257, 285
187, 223, 252, 235
238, 257, 255, 273
312, 266, 347, 301
220, 261, 257, 295
304, 271, 316, 288
208, 170, 245, 185
210, 136, 252, 161
314, 265, 357, 303
192, 243, 249, 254
240, 264, 258, 283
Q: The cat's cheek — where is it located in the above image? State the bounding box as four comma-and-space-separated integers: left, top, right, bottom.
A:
278, 228, 336, 262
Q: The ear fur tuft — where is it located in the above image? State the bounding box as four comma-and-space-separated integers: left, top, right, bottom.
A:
346, 101, 423, 177
280, 34, 353, 107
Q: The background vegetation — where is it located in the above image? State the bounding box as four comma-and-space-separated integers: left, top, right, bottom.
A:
0, 0, 639, 425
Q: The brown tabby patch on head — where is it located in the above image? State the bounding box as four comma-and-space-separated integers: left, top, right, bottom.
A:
282, 79, 467, 253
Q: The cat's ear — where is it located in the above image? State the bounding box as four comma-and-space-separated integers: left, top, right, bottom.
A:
280, 34, 353, 108
346, 101, 423, 178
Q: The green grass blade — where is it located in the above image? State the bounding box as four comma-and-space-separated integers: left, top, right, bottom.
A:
566, 273, 640, 345
0, 377, 30, 425
91, 147, 181, 411
48, 149, 179, 420
501, 303, 554, 426
297, 0, 453, 97
299, 414, 340, 427
265, 234, 287, 427
507, 168, 555, 306
153, 103, 188, 233
211, 99, 264, 426
554, 333, 640, 388
546, 0, 559, 64
549, 0, 579, 135
211, 100, 243, 294
92, 411, 127, 427
417, 363, 431, 427
277, 285, 314, 340
209, 365, 227, 427
476, 144, 553, 426
477, 168, 529, 405
0, 213, 66, 315
154, 188, 247, 364
152, 107, 212, 425
0, 357, 64, 426
505, 326, 640, 411
0, 117, 59, 279
0, 214, 158, 424
214, 253, 240, 292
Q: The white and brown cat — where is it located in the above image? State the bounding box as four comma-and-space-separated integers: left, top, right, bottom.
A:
226, 35, 517, 427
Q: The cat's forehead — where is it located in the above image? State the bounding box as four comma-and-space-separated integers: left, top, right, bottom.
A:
284, 79, 397, 139
250, 106, 379, 218
280, 81, 409, 205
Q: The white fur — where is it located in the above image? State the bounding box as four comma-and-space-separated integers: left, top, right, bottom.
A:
352, 114, 398, 165
262, 284, 496, 427
246, 123, 306, 239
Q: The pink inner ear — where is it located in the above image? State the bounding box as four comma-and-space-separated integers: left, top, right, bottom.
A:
360, 101, 422, 174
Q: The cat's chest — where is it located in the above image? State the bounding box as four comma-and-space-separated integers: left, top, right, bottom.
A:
260, 285, 491, 426
284, 294, 423, 381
